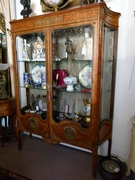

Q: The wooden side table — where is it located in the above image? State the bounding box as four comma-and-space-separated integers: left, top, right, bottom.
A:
0, 98, 15, 147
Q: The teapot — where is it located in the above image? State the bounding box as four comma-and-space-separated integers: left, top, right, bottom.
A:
53, 69, 68, 88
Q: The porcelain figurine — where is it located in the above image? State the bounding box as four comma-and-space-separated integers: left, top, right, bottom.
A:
94, 0, 104, 3
81, 0, 90, 6
81, 32, 93, 60
65, 37, 74, 58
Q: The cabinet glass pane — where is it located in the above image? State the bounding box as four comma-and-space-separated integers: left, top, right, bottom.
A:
100, 27, 117, 120
16, 32, 47, 119
51, 25, 93, 128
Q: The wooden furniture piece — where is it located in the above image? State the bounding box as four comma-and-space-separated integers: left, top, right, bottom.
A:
0, 98, 15, 146
0, 13, 14, 147
10, 3, 120, 177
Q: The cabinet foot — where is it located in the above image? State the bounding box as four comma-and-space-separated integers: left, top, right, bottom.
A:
92, 148, 98, 178
108, 138, 112, 156
16, 129, 22, 150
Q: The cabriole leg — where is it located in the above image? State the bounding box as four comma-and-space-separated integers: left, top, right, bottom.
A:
92, 148, 98, 178
16, 129, 22, 150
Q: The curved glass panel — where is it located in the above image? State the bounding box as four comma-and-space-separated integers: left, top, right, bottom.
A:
100, 27, 118, 120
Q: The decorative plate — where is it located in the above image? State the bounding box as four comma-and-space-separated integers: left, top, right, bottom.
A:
79, 65, 92, 88
31, 64, 46, 84
41, 0, 71, 11
43, 0, 64, 7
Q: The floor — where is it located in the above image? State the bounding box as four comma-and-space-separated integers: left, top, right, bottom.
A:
0, 133, 132, 180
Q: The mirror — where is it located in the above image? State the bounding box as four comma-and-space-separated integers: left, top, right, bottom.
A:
0, 12, 11, 99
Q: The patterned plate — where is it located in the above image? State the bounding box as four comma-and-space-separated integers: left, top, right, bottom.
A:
31, 64, 45, 84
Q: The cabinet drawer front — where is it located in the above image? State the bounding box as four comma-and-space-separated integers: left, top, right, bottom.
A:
20, 115, 48, 134
51, 123, 91, 143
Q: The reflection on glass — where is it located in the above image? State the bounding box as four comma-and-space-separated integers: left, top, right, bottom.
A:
52, 25, 93, 127
58, 99, 65, 120
100, 27, 116, 120
16, 32, 47, 118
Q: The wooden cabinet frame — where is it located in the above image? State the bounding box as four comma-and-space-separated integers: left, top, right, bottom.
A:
10, 3, 120, 177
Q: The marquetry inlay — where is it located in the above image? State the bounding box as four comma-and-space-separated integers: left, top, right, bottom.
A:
64, 10, 98, 22
64, 126, 76, 140
12, 22, 35, 32
28, 118, 38, 130
35, 16, 63, 26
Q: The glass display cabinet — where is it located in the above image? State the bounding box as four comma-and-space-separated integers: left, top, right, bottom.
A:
10, 3, 120, 177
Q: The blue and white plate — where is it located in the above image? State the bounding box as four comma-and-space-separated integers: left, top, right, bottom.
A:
31, 64, 46, 84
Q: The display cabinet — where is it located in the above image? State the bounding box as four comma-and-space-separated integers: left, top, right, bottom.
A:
10, 3, 120, 177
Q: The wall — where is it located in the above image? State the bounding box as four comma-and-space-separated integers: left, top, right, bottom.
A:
107, 0, 135, 161
14, 0, 135, 162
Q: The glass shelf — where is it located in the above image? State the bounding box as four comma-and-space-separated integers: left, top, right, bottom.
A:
19, 85, 46, 90
21, 105, 47, 120
17, 60, 46, 63
53, 88, 91, 94
53, 111, 90, 129
53, 58, 91, 62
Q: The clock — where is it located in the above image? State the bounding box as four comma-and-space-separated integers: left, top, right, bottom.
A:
41, 0, 72, 11
44, 0, 64, 7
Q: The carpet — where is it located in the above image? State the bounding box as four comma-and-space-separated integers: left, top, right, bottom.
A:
0, 167, 32, 180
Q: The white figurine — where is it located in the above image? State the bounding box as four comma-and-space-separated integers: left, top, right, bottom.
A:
22, 39, 30, 60
81, 32, 93, 60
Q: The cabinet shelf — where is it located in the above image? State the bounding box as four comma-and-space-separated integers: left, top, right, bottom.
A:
17, 60, 45, 63
19, 86, 91, 93
53, 88, 91, 94
19, 85, 46, 90
18, 59, 92, 62
53, 58, 91, 62
53, 111, 90, 128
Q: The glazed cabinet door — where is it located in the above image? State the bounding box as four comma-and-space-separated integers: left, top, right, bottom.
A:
100, 27, 118, 120
99, 27, 119, 145
50, 24, 96, 147
15, 31, 48, 135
